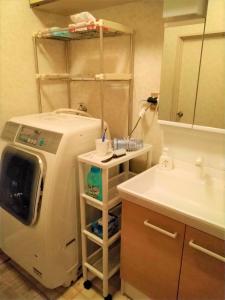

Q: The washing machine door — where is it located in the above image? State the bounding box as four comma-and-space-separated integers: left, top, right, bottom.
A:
0, 145, 44, 225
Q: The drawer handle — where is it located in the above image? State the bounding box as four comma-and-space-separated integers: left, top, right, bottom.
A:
189, 240, 225, 263
144, 220, 178, 239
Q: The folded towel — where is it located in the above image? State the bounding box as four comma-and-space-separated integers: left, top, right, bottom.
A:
70, 11, 96, 25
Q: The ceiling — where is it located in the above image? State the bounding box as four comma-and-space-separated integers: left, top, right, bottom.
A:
31, 0, 140, 16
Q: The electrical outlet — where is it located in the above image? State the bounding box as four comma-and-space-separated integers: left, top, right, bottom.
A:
150, 92, 159, 111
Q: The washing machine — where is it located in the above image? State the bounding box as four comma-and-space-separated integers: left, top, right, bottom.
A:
0, 110, 102, 288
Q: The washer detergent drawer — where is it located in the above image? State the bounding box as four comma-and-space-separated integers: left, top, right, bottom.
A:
0, 146, 43, 225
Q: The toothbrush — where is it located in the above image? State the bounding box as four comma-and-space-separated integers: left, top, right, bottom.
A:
102, 128, 107, 142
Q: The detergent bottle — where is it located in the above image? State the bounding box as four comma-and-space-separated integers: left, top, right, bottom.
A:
87, 166, 102, 201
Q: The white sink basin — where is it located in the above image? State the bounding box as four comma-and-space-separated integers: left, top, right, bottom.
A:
118, 160, 225, 239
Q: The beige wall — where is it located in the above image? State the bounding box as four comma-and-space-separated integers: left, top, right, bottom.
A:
91, 0, 164, 106
87, 0, 164, 164
0, 0, 68, 130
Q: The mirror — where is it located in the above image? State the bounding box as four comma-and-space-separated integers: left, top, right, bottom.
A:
159, 18, 205, 124
159, 0, 224, 130
194, 0, 225, 129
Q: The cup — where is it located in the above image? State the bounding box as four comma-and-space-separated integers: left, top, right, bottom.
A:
95, 139, 111, 156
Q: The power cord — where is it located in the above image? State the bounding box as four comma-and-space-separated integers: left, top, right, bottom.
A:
128, 96, 158, 138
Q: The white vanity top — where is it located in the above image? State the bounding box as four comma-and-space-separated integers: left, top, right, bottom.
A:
118, 160, 225, 240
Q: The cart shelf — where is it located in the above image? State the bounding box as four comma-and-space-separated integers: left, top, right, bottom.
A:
85, 243, 120, 280
81, 193, 121, 211
82, 185, 121, 210
79, 145, 152, 169
83, 223, 121, 247
84, 203, 121, 246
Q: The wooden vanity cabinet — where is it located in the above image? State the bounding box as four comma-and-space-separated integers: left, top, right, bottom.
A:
178, 226, 225, 300
121, 200, 225, 300
121, 199, 185, 300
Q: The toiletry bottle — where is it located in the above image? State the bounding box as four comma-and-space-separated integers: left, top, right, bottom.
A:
159, 147, 173, 170
112, 138, 143, 151
87, 166, 102, 201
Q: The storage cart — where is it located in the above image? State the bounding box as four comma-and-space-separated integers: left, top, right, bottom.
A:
78, 145, 152, 299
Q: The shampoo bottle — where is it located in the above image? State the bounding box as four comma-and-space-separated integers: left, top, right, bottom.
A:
159, 147, 173, 170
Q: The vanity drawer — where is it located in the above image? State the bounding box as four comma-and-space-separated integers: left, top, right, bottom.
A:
121, 199, 185, 300
178, 226, 225, 300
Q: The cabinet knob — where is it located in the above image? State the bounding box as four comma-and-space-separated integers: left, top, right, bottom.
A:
176, 111, 183, 118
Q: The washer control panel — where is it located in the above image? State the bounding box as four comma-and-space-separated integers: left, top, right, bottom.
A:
16, 125, 63, 154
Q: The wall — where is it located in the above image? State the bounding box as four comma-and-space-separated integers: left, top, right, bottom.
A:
0, 0, 68, 130
86, 0, 164, 165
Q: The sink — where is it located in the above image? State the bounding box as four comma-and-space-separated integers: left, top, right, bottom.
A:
117, 160, 225, 239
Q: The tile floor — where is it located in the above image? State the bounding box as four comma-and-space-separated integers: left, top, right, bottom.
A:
0, 250, 129, 300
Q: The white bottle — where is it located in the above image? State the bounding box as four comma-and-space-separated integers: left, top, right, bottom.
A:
159, 147, 173, 170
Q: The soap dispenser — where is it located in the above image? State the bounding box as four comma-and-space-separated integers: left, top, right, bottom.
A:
159, 147, 173, 170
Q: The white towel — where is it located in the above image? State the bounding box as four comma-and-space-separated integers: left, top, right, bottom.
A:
70, 12, 96, 25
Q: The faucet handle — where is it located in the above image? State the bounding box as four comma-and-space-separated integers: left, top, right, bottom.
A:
195, 156, 204, 166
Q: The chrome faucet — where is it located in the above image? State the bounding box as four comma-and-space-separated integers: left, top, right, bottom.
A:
195, 157, 205, 179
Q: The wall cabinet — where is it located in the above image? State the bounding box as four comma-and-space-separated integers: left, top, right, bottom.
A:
121, 199, 225, 300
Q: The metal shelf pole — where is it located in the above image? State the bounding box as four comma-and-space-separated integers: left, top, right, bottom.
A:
32, 36, 42, 113
99, 26, 105, 134
128, 34, 135, 135
65, 40, 71, 108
